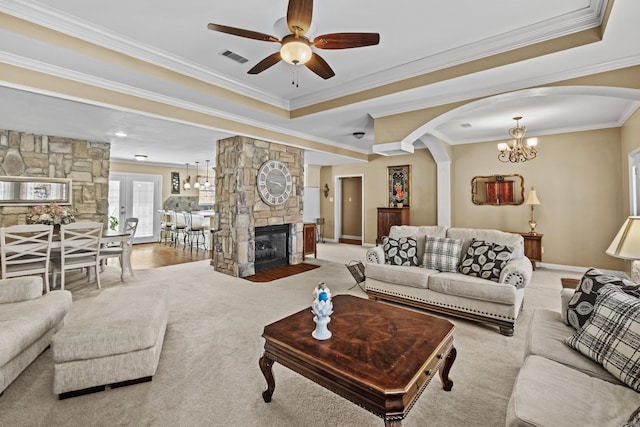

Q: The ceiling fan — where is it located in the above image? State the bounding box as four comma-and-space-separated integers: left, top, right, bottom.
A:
207, 0, 380, 79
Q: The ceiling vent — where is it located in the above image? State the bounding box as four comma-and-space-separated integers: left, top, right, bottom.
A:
460, 123, 472, 128
220, 49, 249, 64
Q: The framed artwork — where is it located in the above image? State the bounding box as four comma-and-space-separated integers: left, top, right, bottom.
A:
387, 165, 410, 207
171, 172, 180, 194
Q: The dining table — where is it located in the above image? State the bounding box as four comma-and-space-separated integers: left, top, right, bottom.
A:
49, 229, 133, 278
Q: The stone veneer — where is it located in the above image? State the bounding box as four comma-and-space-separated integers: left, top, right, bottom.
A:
213, 136, 304, 278
0, 129, 110, 227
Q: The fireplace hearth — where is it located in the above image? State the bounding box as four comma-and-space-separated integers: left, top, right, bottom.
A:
255, 224, 290, 273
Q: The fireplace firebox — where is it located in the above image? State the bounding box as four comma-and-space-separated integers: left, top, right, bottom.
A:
254, 224, 290, 273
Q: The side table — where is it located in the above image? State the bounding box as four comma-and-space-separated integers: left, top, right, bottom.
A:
519, 232, 543, 270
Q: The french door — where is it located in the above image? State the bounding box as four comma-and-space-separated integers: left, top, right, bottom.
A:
108, 172, 162, 243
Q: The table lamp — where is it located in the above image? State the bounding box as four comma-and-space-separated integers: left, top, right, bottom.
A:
606, 216, 640, 283
525, 187, 541, 234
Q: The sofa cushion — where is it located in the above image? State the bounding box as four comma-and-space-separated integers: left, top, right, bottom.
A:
459, 239, 513, 282
525, 309, 621, 384
382, 236, 419, 266
389, 225, 448, 266
423, 236, 464, 273
567, 285, 640, 392
567, 268, 640, 330
365, 263, 434, 289
0, 290, 72, 367
428, 272, 517, 304
447, 227, 524, 259
506, 355, 640, 427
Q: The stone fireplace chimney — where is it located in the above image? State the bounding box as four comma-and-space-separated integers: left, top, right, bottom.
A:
213, 136, 304, 277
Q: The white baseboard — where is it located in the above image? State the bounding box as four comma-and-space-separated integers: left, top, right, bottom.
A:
537, 263, 629, 279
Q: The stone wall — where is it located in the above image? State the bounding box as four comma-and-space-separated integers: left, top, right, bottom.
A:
0, 129, 110, 227
213, 136, 304, 277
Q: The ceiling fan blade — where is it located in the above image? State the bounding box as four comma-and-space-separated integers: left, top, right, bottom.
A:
247, 52, 282, 74
313, 33, 380, 49
287, 0, 313, 36
207, 23, 279, 43
305, 53, 335, 80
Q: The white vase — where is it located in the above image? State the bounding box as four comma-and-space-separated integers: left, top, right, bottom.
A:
312, 315, 332, 340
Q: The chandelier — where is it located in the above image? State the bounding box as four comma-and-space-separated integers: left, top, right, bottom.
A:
497, 116, 538, 163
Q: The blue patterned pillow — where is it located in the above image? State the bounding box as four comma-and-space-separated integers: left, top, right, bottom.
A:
382, 236, 419, 266
458, 239, 513, 282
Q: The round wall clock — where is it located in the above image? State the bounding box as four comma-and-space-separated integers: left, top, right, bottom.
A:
257, 160, 293, 206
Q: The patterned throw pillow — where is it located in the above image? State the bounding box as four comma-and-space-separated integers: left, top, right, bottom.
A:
566, 285, 640, 392
423, 236, 464, 272
382, 236, 419, 266
625, 407, 640, 427
458, 239, 513, 282
566, 268, 640, 330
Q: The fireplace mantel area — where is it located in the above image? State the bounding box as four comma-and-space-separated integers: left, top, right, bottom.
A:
213, 136, 304, 278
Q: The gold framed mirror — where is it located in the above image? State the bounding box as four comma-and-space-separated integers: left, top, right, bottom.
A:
471, 174, 524, 205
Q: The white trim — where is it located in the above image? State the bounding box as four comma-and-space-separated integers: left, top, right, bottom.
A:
536, 263, 628, 279
3, 0, 610, 113
333, 174, 365, 247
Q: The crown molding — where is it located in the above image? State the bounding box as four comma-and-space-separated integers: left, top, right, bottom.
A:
1, 1, 290, 110
289, 0, 610, 109
0, 52, 370, 157
367, 53, 640, 120
2, 0, 610, 115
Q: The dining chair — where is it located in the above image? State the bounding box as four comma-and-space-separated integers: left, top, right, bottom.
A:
99, 217, 138, 280
0, 224, 54, 293
159, 210, 172, 244
170, 211, 187, 247
51, 221, 103, 290
186, 212, 209, 250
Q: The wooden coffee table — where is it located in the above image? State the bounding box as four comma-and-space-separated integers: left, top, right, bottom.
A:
259, 295, 456, 426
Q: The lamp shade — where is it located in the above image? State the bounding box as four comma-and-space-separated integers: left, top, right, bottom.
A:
606, 216, 640, 260
526, 187, 541, 205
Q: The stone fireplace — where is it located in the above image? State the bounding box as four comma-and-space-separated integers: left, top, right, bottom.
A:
212, 136, 304, 278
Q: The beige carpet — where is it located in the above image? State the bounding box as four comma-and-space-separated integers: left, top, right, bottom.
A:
0, 252, 580, 427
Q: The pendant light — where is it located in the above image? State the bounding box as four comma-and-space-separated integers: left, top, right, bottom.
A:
193, 161, 200, 189
205, 160, 211, 188
183, 163, 191, 190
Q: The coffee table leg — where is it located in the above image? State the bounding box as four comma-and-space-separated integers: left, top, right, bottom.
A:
259, 354, 275, 402
384, 419, 402, 427
439, 346, 456, 391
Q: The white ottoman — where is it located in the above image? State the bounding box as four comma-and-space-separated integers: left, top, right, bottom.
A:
51, 284, 169, 399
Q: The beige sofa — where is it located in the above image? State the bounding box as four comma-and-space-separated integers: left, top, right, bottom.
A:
365, 226, 533, 335
0, 276, 72, 394
506, 287, 640, 427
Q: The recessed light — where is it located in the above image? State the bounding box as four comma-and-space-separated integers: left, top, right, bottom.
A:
115, 131, 127, 137
134, 154, 147, 161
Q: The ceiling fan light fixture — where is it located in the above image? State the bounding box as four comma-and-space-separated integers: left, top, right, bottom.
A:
280, 38, 312, 65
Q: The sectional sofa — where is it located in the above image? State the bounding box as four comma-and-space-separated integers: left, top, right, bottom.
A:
0, 276, 72, 394
507, 270, 640, 426
365, 225, 533, 335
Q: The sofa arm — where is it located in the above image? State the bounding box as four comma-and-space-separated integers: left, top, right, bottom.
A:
0, 276, 44, 304
499, 257, 533, 289
366, 246, 385, 264
560, 288, 575, 326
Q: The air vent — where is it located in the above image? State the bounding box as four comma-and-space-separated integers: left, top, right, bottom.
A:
460, 123, 472, 128
220, 49, 249, 64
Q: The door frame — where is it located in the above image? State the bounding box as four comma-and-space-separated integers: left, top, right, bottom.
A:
333, 174, 365, 243
109, 172, 162, 243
